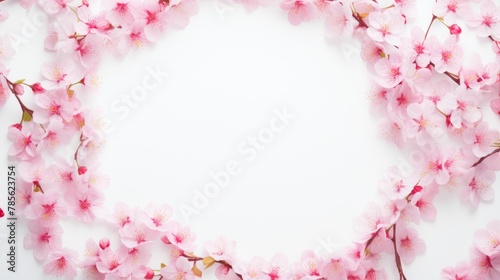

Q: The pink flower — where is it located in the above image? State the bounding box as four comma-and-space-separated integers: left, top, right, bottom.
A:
142, 203, 173, 231
120, 222, 160, 248
118, 22, 148, 53
0, 35, 14, 61
491, 98, 500, 116
388, 82, 422, 119
460, 55, 500, 90
353, 203, 389, 242
461, 167, 495, 207
411, 185, 439, 220
8, 122, 43, 160
215, 263, 241, 280
422, 79, 452, 105
24, 191, 66, 224
296, 250, 322, 278
438, 87, 481, 129
33, 88, 78, 124
401, 26, 431, 68
279, 0, 319, 26
119, 246, 153, 277
109, 202, 135, 228
324, 1, 352, 38
39, 0, 71, 14
95, 246, 129, 274
233, 256, 266, 279
320, 251, 355, 279
160, 257, 198, 280
406, 99, 442, 138
428, 35, 463, 74
263, 253, 290, 279
0, 76, 9, 108
467, 0, 500, 39
104, 0, 136, 27
374, 52, 406, 88
74, 6, 111, 35
379, 115, 406, 148
463, 122, 499, 157
75, 34, 102, 69
367, 10, 406, 45
37, 118, 71, 152
395, 224, 426, 264
234, 0, 271, 12
433, 0, 470, 23
15, 180, 33, 214
79, 239, 100, 268
469, 246, 500, 279
205, 236, 236, 262
43, 248, 78, 279
41, 59, 82, 88
24, 221, 63, 260
441, 261, 472, 280
137, 0, 167, 42
378, 166, 413, 200
163, 221, 197, 252
474, 220, 500, 256
165, 0, 199, 29
65, 185, 104, 222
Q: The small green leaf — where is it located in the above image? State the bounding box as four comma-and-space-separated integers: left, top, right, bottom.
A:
22, 110, 32, 122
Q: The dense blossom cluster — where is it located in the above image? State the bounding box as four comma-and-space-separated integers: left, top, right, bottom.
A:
1, 0, 500, 279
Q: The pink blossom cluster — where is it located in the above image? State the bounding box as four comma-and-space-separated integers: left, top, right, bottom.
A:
443, 220, 500, 279
0, 0, 500, 279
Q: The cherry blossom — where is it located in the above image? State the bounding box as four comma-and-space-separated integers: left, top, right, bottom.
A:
394, 224, 426, 264
438, 87, 481, 129
233, 256, 267, 280
473, 220, 500, 256
263, 253, 290, 279
43, 248, 79, 279
33, 88, 78, 124
401, 27, 431, 68
24, 191, 66, 224
366, 10, 406, 46
460, 167, 496, 207
74, 6, 112, 35
24, 221, 63, 260
491, 98, 500, 116
378, 166, 413, 200
95, 246, 129, 274
163, 221, 197, 252
374, 52, 407, 88
469, 246, 500, 279
137, 0, 167, 42
234, 0, 272, 12
463, 121, 499, 157
467, 0, 500, 39
142, 203, 173, 232
428, 35, 464, 74
433, 0, 470, 23
164, 0, 200, 28
120, 222, 160, 248
441, 261, 473, 280
7, 122, 43, 161
65, 185, 105, 222
161, 257, 198, 280
205, 236, 237, 262
410, 185, 439, 221
279, 0, 319, 26
41, 60, 82, 88
324, 1, 353, 38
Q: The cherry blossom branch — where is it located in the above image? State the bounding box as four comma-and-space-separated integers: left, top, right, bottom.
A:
391, 224, 407, 280
424, 15, 437, 40
471, 148, 500, 168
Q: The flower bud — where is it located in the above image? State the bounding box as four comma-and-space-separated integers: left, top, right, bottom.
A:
78, 166, 88, 175
99, 238, 110, 250
31, 82, 45, 94
13, 84, 24, 95
449, 24, 462, 35
144, 267, 154, 279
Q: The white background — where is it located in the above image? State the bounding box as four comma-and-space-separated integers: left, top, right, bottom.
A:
1, 1, 500, 279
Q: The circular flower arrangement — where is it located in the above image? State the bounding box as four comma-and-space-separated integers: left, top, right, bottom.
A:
1, 0, 500, 279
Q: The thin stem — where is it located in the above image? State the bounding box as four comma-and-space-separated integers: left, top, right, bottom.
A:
391, 224, 407, 280
471, 148, 500, 168
424, 15, 437, 41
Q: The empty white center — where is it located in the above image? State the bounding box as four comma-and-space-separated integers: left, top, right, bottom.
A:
97, 2, 396, 262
